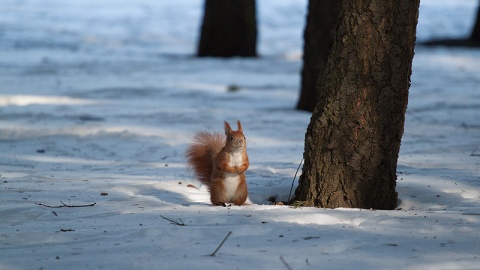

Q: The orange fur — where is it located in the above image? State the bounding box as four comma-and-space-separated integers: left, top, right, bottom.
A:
185, 120, 249, 206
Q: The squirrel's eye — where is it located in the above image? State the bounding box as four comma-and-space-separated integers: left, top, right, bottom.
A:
229, 136, 233, 141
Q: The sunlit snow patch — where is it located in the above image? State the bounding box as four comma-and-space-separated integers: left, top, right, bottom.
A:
0, 95, 98, 106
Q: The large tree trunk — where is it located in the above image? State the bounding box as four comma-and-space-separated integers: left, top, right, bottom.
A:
296, 1, 341, 112
294, 0, 420, 209
197, 0, 257, 57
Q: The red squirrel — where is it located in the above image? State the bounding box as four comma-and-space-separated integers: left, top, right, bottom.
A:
186, 120, 249, 206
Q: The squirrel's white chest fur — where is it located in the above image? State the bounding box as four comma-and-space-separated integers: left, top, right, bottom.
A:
228, 151, 243, 167
224, 152, 244, 199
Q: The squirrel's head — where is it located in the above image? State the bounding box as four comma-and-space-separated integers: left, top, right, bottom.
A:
224, 120, 246, 152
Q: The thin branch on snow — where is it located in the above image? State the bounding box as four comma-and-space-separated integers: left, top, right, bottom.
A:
34, 201, 96, 208
159, 215, 186, 226
287, 158, 304, 204
471, 146, 480, 156
279, 256, 292, 270
210, 231, 232, 257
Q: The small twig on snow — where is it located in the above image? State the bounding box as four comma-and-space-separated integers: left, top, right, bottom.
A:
280, 256, 293, 270
210, 231, 232, 257
471, 146, 480, 156
34, 201, 96, 208
159, 215, 186, 226
287, 158, 304, 204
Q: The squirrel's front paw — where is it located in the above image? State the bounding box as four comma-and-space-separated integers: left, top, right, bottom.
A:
214, 202, 233, 207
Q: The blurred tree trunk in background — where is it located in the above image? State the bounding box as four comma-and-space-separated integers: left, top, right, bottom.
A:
423, 0, 480, 47
296, 1, 341, 112
471, 3, 480, 42
197, 0, 257, 57
294, 0, 420, 209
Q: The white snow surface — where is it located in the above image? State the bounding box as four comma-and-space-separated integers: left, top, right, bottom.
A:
1, 0, 480, 269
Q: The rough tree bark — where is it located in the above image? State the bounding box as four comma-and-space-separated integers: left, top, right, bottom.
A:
294, 0, 420, 209
197, 0, 257, 57
297, 1, 341, 112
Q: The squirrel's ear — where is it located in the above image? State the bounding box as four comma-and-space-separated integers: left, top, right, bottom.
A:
237, 120, 243, 132
224, 121, 232, 136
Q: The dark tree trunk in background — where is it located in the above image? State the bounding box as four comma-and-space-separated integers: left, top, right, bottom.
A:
471, 3, 480, 42
197, 0, 257, 57
294, 0, 420, 209
423, 1, 480, 47
297, 1, 341, 112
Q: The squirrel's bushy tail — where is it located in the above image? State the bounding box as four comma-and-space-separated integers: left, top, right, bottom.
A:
186, 131, 225, 186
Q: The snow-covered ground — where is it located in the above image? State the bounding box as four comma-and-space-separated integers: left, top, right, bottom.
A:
1, 0, 479, 269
